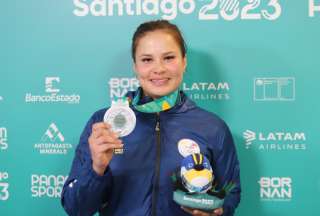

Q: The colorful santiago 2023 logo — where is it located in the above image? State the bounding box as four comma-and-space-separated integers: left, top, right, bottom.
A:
33, 123, 73, 155
0, 171, 9, 201
0, 127, 8, 151
25, 77, 80, 104
31, 174, 67, 198
258, 177, 292, 201
243, 130, 306, 151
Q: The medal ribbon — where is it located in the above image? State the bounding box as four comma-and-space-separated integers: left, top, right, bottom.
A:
131, 88, 179, 113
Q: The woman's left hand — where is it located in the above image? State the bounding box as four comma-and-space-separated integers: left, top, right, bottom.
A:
181, 207, 223, 216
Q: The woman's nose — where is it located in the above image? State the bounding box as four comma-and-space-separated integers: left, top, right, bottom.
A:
153, 60, 165, 74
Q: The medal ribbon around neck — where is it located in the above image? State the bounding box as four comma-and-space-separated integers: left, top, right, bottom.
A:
131, 88, 179, 113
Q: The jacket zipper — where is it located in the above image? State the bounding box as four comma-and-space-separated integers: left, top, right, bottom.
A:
151, 113, 161, 216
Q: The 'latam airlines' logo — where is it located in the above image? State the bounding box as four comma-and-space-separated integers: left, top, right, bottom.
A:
25, 76, 80, 104
259, 177, 292, 201
243, 130, 306, 151
34, 123, 72, 155
182, 81, 230, 101
243, 130, 256, 149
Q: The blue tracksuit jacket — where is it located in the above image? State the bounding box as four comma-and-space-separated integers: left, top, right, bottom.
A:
61, 90, 241, 216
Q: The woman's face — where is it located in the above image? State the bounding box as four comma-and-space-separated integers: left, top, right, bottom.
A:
134, 30, 186, 99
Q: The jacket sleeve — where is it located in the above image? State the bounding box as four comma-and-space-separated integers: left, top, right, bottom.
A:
212, 122, 241, 216
61, 112, 113, 216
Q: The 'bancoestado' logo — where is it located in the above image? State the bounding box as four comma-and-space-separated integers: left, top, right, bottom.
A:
25, 77, 80, 104
259, 177, 292, 201
34, 123, 73, 155
31, 174, 67, 198
182, 81, 230, 101
243, 129, 306, 151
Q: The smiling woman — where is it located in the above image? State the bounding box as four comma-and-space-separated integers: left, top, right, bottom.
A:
132, 21, 187, 99
61, 20, 241, 216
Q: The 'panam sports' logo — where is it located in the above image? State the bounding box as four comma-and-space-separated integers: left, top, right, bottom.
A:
243, 130, 306, 151
25, 76, 80, 104
34, 123, 73, 155
31, 174, 67, 198
259, 177, 292, 201
182, 81, 230, 101
109, 77, 139, 99
0, 127, 8, 151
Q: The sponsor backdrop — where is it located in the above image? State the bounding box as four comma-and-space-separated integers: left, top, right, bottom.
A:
1, 0, 319, 215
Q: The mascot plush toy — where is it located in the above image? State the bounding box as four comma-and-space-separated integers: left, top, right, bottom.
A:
172, 153, 234, 212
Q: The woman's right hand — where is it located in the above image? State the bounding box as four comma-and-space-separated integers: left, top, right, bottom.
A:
88, 122, 123, 176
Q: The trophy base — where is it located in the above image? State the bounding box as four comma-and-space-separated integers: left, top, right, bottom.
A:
173, 189, 224, 212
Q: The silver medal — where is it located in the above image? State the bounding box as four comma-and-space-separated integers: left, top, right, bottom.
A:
103, 98, 136, 137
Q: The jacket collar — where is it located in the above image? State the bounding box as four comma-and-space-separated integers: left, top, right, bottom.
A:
126, 88, 196, 114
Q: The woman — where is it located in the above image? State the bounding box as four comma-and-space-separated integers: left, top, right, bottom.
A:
61, 20, 241, 216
